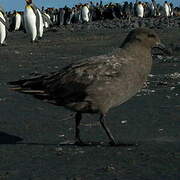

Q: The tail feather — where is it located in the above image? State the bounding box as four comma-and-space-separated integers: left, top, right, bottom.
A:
8, 75, 46, 90
8, 76, 56, 103
8, 74, 63, 105
13, 89, 46, 94
8, 79, 32, 86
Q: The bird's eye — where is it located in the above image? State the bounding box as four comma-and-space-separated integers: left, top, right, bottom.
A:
148, 34, 156, 38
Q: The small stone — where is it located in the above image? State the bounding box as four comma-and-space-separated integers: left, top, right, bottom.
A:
14, 50, 20, 54
159, 128, 164, 132
157, 55, 163, 60
148, 74, 155, 77
58, 134, 65, 137
79, 151, 85, 154
56, 147, 63, 152
121, 120, 127, 124
127, 148, 133, 151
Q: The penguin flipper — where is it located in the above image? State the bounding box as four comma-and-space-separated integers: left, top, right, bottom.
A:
0, 16, 9, 30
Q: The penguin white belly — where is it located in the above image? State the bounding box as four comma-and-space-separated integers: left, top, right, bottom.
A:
0, 12, 6, 44
81, 6, 89, 22
24, 6, 37, 42
170, 7, 173, 16
137, 5, 144, 18
44, 21, 48, 28
151, 4, 155, 16
164, 4, 170, 16
44, 13, 50, 28
151, 4, 155, 11
37, 9, 43, 38
15, 13, 21, 31
53, 15, 56, 22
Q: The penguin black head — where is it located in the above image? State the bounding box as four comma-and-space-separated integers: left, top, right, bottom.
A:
25, 0, 32, 5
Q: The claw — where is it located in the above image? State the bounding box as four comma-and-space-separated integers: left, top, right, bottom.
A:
74, 139, 86, 146
109, 141, 117, 146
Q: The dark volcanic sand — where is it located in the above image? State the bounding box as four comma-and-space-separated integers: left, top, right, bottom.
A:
0, 24, 180, 180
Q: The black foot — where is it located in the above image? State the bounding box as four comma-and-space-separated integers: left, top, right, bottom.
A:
38, 37, 42, 40
74, 139, 86, 146
1, 43, 7, 46
109, 141, 117, 146
109, 141, 138, 147
31, 39, 39, 43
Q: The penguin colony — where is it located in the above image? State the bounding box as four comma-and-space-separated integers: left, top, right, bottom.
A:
2, 0, 179, 45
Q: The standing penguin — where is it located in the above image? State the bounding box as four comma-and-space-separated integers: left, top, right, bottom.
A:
151, 0, 157, 17
164, 1, 170, 17
136, 1, 144, 18
150, 2, 155, 16
36, 8, 43, 39
81, 4, 90, 23
58, 8, 65, 25
0, 6, 8, 46
42, 12, 52, 28
15, 12, 22, 31
24, 0, 43, 42
169, 3, 174, 16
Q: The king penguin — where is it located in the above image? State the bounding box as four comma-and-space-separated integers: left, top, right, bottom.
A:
15, 12, 22, 31
0, 6, 8, 46
136, 1, 144, 18
81, 4, 90, 23
37, 8, 43, 39
42, 12, 52, 29
164, 1, 170, 17
24, 0, 44, 42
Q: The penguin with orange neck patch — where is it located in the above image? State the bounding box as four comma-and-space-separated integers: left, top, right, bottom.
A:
24, 0, 44, 42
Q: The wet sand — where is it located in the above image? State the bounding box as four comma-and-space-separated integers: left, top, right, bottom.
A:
0, 24, 180, 179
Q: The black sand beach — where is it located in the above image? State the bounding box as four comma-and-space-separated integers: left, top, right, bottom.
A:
0, 20, 180, 179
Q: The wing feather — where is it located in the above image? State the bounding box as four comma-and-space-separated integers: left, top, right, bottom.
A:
9, 51, 124, 104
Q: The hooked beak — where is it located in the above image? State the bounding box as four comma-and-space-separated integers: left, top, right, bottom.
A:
152, 42, 172, 56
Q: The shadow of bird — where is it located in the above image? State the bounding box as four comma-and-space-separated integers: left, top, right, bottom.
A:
0, 131, 23, 144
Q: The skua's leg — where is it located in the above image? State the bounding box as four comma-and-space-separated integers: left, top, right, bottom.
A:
75, 112, 84, 145
99, 114, 116, 145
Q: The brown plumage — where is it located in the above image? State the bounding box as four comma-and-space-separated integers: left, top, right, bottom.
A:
9, 28, 163, 145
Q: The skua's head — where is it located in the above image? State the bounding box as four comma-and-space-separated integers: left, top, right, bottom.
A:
121, 28, 171, 55
121, 28, 161, 49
